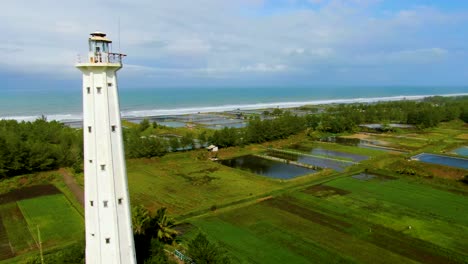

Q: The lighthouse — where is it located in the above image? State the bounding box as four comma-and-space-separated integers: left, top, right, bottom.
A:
76, 32, 136, 263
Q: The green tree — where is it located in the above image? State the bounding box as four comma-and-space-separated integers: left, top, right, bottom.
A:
180, 133, 195, 150
198, 131, 208, 146
272, 108, 283, 116
152, 207, 178, 244
144, 238, 173, 264
140, 119, 151, 132
169, 137, 181, 152
187, 233, 230, 264
132, 205, 151, 235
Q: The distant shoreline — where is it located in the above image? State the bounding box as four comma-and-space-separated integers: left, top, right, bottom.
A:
1, 92, 467, 123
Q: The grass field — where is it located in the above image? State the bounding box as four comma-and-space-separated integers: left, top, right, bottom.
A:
0, 203, 35, 255
126, 150, 333, 216
17, 194, 84, 247
185, 175, 468, 264
0, 121, 466, 263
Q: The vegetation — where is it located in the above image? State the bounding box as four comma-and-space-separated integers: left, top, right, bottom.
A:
0, 96, 467, 262
1, 96, 466, 177
186, 175, 468, 263
0, 118, 82, 178
17, 194, 84, 245
187, 233, 231, 264
24, 241, 84, 264
132, 205, 178, 263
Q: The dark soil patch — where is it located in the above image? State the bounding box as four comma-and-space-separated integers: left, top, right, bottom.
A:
0, 218, 14, 260
177, 173, 219, 186
173, 223, 195, 236
263, 197, 352, 231
188, 167, 220, 175
368, 225, 461, 264
0, 185, 60, 205
303, 185, 351, 198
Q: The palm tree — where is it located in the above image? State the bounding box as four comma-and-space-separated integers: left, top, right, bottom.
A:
152, 207, 178, 244
132, 205, 151, 235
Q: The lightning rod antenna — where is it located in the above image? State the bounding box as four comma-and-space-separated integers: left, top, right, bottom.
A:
118, 16, 121, 53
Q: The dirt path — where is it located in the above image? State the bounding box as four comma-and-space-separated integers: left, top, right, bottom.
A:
59, 169, 84, 208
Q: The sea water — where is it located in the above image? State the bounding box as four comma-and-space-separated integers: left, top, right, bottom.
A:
0, 86, 467, 122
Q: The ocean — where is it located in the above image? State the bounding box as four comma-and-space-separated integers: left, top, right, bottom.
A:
1, 86, 467, 122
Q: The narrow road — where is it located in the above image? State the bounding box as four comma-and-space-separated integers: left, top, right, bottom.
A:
59, 169, 84, 208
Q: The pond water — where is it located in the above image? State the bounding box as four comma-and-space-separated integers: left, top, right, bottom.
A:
311, 148, 368, 162
196, 118, 239, 125
319, 136, 405, 153
206, 122, 247, 130
158, 121, 187, 128
453, 147, 468, 157
266, 150, 351, 172
352, 173, 376, 181
287, 146, 368, 162
219, 155, 315, 179
412, 153, 468, 170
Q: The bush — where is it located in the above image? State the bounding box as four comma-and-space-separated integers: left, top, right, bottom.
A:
187, 233, 230, 264
461, 175, 468, 184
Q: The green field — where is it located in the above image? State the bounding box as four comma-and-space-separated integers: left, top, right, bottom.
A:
0, 203, 35, 255
17, 194, 84, 246
0, 193, 84, 262
186, 175, 468, 263
126, 150, 333, 216
0, 121, 467, 263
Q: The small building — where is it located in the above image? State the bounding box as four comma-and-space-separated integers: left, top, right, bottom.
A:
206, 145, 219, 152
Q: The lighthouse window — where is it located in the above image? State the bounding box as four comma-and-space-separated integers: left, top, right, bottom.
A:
103, 201, 108, 207
91, 233, 95, 237
90, 201, 94, 206
107, 82, 113, 87
111, 125, 116, 132
89, 159, 93, 163
105, 238, 110, 244
101, 164, 106, 171
88, 126, 92, 133
118, 198, 123, 205
97, 87, 102, 94
86, 87, 90, 94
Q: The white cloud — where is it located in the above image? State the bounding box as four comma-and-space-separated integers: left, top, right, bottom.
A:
0, 0, 466, 85
241, 63, 288, 72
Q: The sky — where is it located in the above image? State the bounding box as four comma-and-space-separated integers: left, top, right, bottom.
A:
1, 0, 468, 90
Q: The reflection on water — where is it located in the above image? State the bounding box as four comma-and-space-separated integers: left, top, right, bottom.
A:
453, 147, 468, 157
266, 150, 351, 172
311, 148, 368, 162
219, 155, 315, 179
412, 153, 468, 170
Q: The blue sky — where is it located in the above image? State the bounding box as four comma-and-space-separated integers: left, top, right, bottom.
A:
1, 0, 468, 90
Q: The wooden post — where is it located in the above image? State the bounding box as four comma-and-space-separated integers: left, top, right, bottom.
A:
37, 226, 44, 264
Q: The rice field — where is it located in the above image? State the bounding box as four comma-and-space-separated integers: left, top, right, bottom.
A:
186, 175, 468, 263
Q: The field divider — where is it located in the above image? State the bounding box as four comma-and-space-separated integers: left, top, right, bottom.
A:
177, 168, 362, 221
266, 148, 357, 164
253, 154, 320, 170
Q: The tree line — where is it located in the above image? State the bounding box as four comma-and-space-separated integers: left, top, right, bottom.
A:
0, 118, 82, 178
1, 96, 467, 178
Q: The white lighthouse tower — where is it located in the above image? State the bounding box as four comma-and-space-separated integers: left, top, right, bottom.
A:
76, 32, 136, 264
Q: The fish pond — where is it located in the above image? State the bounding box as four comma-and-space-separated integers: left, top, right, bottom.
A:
219, 155, 315, 179
266, 150, 353, 172
310, 147, 368, 162
319, 136, 406, 153
412, 153, 468, 170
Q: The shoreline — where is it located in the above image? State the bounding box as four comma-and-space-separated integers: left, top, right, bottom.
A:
1, 92, 467, 123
